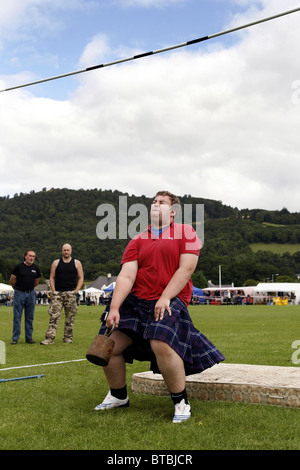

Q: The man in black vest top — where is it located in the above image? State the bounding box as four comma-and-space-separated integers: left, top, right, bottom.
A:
41, 244, 83, 344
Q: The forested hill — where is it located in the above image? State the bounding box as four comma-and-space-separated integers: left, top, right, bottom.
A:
0, 188, 300, 286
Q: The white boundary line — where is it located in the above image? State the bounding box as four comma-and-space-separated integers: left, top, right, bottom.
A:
0, 358, 86, 372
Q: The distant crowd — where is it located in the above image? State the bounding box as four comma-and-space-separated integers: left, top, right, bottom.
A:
191, 289, 297, 305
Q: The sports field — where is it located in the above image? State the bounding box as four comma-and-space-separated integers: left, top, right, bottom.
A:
0, 304, 299, 450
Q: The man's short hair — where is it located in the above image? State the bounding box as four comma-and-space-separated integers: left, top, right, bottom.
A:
154, 191, 181, 207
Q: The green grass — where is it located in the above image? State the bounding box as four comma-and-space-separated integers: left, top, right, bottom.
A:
0, 304, 300, 450
250, 242, 300, 255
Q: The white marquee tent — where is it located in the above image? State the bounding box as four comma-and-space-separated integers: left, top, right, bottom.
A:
0, 283, 14, 294
82, 286, 104, 303
84, 287, 103, 294
254, 283, 300, 304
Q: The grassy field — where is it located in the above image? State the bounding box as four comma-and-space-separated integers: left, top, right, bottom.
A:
0, 304, 299, 451
250, 242, 300, 255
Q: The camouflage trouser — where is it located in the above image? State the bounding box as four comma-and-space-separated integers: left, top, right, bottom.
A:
45, 290, 78, 341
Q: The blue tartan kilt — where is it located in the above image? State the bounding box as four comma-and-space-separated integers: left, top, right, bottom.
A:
99, 293, 225, 376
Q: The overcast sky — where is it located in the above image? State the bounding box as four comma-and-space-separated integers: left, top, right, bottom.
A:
0, 0, 300, 211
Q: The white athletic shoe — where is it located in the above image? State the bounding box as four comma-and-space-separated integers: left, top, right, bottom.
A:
172, 399, 191, 423
94, 391, 130, 411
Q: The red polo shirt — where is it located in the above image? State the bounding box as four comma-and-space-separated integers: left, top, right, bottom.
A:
121, 223, 201, 305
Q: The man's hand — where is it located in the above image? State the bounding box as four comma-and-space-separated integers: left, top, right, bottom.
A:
106, 309, 120, 328
154, 296, 172, 322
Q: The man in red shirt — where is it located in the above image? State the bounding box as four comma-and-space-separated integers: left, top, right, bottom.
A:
94, 191, 224, 422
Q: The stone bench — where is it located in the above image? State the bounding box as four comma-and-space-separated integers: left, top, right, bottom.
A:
132, 363, 300, 408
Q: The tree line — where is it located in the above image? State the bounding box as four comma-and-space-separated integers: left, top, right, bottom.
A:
0, 188, 299, 287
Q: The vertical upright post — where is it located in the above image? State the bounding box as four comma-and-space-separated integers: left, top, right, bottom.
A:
0, 341, 6, 365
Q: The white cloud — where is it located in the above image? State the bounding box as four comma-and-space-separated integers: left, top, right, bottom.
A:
0, 0, 91, 44
78, 34, 112, 68
1, 0, 300, 212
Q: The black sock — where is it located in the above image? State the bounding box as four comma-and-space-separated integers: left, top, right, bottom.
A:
110, 386, 127, 400
170, 389, 188, 405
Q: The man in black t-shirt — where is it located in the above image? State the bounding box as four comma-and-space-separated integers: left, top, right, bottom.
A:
10, 250, 41, 344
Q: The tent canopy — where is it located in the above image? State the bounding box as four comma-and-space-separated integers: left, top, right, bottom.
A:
192, 286, 204, 304
104, 282, 115, 292
84, 287, 103, 294
192, 286, 204, 296
0, 283, 14, 293
254, 283, 300, 294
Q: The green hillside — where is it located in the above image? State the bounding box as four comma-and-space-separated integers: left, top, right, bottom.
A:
0, 188, 300, 287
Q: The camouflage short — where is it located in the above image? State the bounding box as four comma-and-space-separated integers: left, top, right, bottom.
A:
45, 290, 78, 341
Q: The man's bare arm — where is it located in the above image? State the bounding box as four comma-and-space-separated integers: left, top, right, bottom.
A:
9, 274, 16, 289
106, 260, 138, 328
49, 260, 59, 291
75, 260, 84, 293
